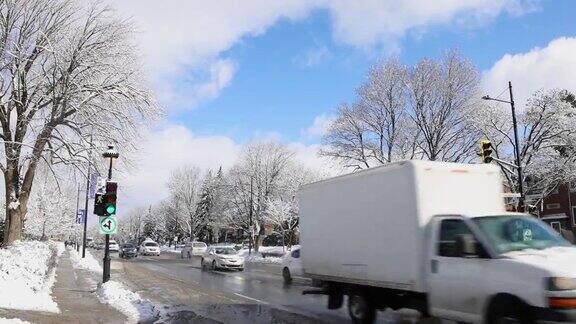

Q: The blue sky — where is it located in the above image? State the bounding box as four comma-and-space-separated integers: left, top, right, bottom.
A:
110, 0, 576, 211
166, 0, 575, 143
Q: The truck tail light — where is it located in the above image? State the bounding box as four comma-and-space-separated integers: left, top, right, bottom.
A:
549, 297, 576, 309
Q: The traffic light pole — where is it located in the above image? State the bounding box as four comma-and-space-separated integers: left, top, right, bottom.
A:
509, 81, 525, 212
103, 157, 113, 283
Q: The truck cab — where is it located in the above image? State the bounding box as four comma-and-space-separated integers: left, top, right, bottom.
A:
428, 213, 576, 323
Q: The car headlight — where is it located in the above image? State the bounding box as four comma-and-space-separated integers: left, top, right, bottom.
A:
548, 277, 576, 291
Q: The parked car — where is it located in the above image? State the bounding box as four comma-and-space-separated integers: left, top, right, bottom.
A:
181, 241, 208, 259
139, 241, 161, 256
281, 247, 302, 284
119, 243, 138, 258
108, 240, 120, 252
95, 242, 104, 250
201, 246, 244, 271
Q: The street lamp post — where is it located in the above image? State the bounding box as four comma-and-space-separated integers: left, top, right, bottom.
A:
482, 81, 525, 211
248, 176, 253, 256
102, 145, 119, 283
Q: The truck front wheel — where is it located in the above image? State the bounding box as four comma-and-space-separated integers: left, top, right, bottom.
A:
486, 298, 535, 324
348, 294, 376, 324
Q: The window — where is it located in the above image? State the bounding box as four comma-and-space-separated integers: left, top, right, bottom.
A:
291, 249, 300, 258
438, 219, 475, 257
144, 242, 158, 247
551, 221, 562, 233
546, 203, 561, 210
551, 187, 559, 195
193, 243, 206, 248
572, 206, 576, 226
473, 216, 570, 254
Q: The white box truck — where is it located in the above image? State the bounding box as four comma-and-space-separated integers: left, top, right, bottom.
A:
299, 161, 576, 323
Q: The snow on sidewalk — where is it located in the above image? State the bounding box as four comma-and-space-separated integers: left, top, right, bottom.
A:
96, 281, 158, 324
0, 241, 62, 313
67, 247, 158, 323
68, 248, 102, 273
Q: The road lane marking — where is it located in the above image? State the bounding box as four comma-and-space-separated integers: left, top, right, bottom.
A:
143, 257, 159, 262
233, 293, 269, 305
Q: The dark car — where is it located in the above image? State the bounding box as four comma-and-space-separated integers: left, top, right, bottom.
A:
119, 243, 138, 258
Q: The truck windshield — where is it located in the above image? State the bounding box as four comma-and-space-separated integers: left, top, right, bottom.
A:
472, 216, 571, 254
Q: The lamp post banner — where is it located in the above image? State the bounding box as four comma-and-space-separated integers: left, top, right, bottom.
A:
88, 173, 98, 198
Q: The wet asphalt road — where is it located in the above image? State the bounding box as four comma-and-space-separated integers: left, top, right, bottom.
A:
96, 250, 429, 323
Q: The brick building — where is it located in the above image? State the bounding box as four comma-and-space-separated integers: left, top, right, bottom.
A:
537, 183, 576, 241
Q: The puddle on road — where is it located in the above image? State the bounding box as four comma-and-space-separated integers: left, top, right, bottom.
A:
155, 303, 337, 324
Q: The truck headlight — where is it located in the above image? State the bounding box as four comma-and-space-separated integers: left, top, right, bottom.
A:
547, 277, 576, 291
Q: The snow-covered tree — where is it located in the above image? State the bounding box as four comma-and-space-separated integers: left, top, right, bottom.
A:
224, 141, 320, 250
224, 142, 295, 251
406, 51, 480, 162
322, 51, 480, 169
0, 0, 160, 245
23, 161, 77, 240
165, 166, 204, 240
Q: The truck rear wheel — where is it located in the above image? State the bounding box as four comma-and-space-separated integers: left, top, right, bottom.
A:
282, 267, 292, 284
348, 294, 376, 324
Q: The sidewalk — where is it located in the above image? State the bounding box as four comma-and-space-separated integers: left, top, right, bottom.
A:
0, 250, 127, 324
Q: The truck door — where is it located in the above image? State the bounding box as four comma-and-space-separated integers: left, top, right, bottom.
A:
428, 217, 489, 323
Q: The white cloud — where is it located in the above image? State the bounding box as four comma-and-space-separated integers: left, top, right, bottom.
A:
116, 124, 335, 213
482, 37, 576, 108
109, 0, 534, 109
303, 114, 335, 138
325, 0, 535, 49
117, 125, 242, 212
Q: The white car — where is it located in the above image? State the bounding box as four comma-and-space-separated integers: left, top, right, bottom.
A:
282, 247, 302, 284
201, 246, 244, 271
181, 241, 208, 259
139, 241, 161, 256
108, 240, 120, 252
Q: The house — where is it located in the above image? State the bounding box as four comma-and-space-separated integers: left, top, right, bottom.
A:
537, 183, 576, 242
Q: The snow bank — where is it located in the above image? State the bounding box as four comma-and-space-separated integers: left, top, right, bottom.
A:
160, 245, 181, 254
96, 281, 158, 324
0, 318, 31, 324
0, 241, 59, 312
238, 246, 294, 264
69, 248, 102, 273
243, 253, 283, 264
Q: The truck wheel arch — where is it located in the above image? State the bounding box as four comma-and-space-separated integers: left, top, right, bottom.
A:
485, 293, 534, 323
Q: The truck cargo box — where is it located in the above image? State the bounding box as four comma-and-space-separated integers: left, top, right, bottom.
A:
299, 160, 504, 292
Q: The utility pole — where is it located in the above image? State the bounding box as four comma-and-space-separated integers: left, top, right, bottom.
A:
482, 81, 525, 212
509, 81, 525, 212
75, 186, 81, 252
248, 176, 253, 256
82, 134, 93, 258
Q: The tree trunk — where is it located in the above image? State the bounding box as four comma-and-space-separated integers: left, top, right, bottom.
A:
3, 207, 25, 245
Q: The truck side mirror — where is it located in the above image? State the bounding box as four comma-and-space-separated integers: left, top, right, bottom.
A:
455, 234, 478, 258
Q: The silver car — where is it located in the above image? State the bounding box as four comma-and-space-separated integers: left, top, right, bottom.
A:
201, 246, 244, 271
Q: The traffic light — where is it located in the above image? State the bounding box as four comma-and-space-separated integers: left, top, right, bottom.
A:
480, 140, 493, 163
103, 181, 117, 216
